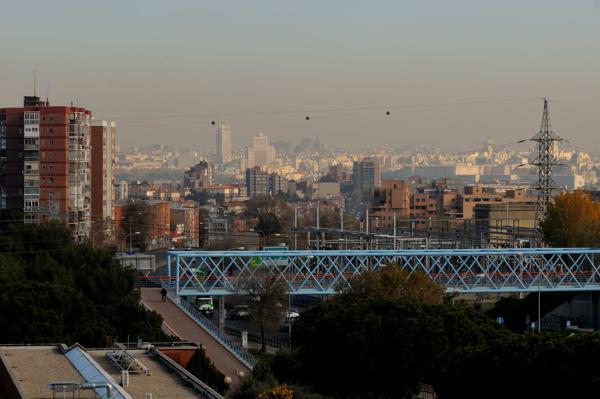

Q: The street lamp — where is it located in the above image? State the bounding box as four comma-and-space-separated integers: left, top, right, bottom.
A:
273, 233, 294, 347
123, 231, 141, 254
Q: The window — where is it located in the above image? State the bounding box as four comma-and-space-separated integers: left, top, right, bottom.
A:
49, 165, 54, 171
48, 177, 54, 183
48, 152, 54, 159
49, 139, 54, 145
24, 199, 39, 211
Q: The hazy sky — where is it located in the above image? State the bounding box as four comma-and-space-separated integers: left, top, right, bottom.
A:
1, 1, 599, 152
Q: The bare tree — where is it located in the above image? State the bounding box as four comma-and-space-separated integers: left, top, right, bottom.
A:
241, 273, 287, 353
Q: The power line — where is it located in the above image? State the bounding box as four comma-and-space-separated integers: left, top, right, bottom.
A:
102, 97, 541, 121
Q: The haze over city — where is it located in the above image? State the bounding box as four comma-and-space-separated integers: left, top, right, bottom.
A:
5, 2, 600, 398
1, 1, 599, 150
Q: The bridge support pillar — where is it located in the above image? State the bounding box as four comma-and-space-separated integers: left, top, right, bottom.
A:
219, 296, 225, 333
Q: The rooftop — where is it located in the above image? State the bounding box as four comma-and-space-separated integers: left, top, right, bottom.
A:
0, 344, 220, 399
89, 349, 198, 399
0, 345, 86, 399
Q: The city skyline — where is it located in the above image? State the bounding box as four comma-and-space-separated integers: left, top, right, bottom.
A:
1, 1, 599, 151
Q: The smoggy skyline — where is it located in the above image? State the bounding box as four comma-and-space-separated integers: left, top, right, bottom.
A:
1, 1, 599, 152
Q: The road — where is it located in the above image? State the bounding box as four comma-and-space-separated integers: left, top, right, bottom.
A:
140, 287, 250, 386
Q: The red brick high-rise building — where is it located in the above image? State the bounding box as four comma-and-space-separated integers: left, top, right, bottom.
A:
90, 121, 116, 246
0, 96, 92, 241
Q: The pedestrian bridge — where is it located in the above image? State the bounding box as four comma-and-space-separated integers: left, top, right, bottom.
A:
165, 248, 600, 296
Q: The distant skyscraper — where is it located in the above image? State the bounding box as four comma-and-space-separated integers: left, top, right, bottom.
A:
352, 157, 381, 196
216, 122, 232, 165
91, 121, 116, 245
247, 133, 276, 168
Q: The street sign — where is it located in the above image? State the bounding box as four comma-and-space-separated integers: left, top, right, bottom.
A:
259, 246, 288, 266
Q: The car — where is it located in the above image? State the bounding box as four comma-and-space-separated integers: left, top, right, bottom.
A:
279, 310, 300, 332
195, 297, 214, 317
285, 309, 300, 321
229, 305, 250, 319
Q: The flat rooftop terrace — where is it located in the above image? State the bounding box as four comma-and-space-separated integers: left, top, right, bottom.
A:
0, 345, 92, 399
0, 344, 220, 399
89, 349, 198, 399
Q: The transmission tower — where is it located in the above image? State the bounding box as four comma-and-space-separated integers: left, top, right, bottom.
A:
524, 98, 565, 243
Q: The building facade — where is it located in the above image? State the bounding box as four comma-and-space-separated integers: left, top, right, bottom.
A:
371, 180, 410, 229
183, 160, 215, 190
245, 166, 284, 197
117, 180, 128, 201
352, 157, 381, 196
246, 166, 269, 197
247, 133, 276, 169
1, 96, 92, 241
171, 204, 200, 248
91, 121, 116, 245
216, 122, 232, 165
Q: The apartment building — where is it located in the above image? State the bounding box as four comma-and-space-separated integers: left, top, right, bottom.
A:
245, 166, 284, 197
462, 186, 535, 219
183, 160, 215, 190
352, 157, 381, 196
90, 121, 116, 245
371, 180, 410, 229
1, 96, 92, 242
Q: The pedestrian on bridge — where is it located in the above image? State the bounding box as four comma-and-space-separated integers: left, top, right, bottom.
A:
160, 288, 167, 302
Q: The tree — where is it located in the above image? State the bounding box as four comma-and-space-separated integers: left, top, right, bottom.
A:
241, 274, 287, 353
186, 347, 229, 394
542, 190, 600, 247
257, 385, 294, 399
289, 297, 502, 398
0, 220, 172, 347
232, 361, 278, 399
121, 200, 152, 252
245, 196, 291, 236
338, 261, 444, 305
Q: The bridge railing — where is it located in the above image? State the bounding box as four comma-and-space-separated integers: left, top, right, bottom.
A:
161, 281, 256, 370
168, 249, 600, 295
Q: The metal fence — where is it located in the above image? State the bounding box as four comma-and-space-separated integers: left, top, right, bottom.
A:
161, 281, 256, 369
224, 327, 289, 350
167, 248, 600, 296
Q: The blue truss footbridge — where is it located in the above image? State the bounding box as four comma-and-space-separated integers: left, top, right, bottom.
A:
163, 248, 600, 296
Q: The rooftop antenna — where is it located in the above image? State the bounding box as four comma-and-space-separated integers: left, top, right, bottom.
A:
33, 69, 38, 96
